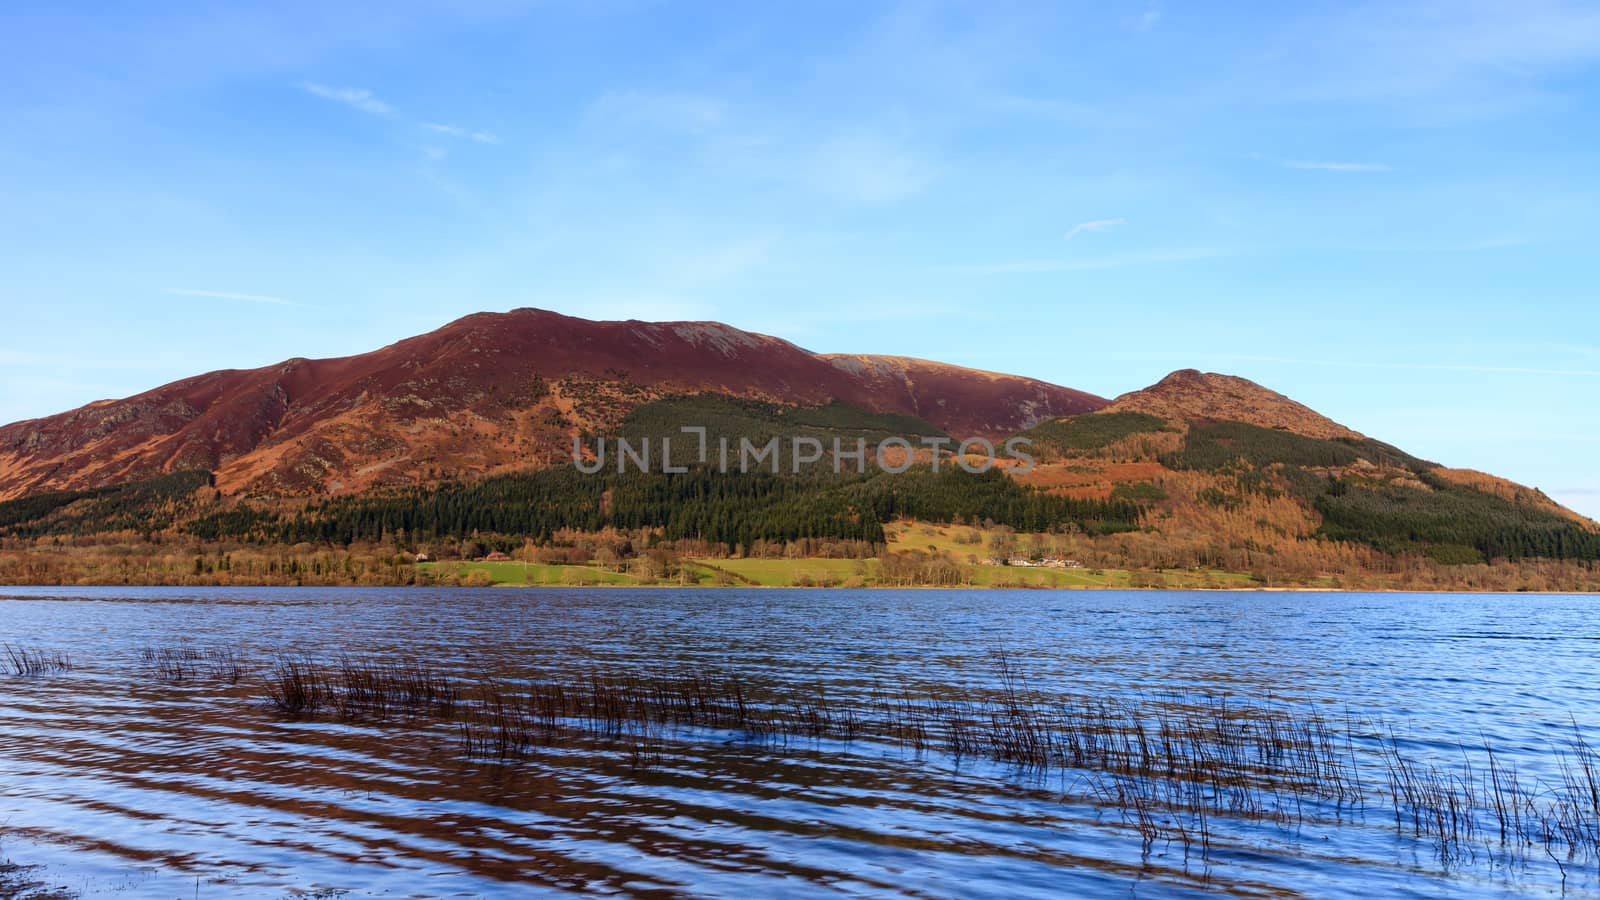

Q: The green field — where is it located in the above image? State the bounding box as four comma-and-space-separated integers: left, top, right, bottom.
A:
420, 558, 868, 587
963, 565, 1259, 589
419, 554, 1262, 590
419, 561, 645, 586
413, 519, 1272, 589
695, 557, 870, 587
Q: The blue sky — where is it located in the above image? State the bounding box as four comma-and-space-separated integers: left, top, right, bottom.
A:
2, 1, 1598, 516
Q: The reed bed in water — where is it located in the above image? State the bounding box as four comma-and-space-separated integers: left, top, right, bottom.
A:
3, 644, 71, 676
255, 654, 1600, 861
139, 646, 245, 684
264, 655, 458, 719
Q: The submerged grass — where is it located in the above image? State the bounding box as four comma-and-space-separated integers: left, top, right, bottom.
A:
265, 656, 457, 720
0, 861, 77, 900
250, 653, 1600, 862
0, 828, 77, 900
3, 645, 71, 676
139, 646, 245, 684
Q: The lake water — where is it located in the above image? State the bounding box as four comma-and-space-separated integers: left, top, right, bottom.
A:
1, 587, 1597, 898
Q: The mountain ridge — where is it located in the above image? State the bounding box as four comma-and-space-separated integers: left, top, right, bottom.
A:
2, 307, 1589, 541
0, 308, 1105, 500
3, 309, 1597, 590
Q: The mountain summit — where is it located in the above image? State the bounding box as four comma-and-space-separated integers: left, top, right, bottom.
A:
0, 308, 1105, 498
1106, 369, 1361, 440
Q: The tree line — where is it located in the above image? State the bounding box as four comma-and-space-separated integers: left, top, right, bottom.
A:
185, 465, 1144, 549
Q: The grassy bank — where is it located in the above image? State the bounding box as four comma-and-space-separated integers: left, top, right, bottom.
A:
4, 516, 1596, 591
415, 519, 1267, 589
418, 557, 1263, 589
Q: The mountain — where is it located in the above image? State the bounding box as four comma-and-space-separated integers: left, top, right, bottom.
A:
1014, 369, 1598, 569
1099, 370, 1584, 526
1105, 369, 1361, 440
0, 314, 1595, 590
0, 308, 1105, 500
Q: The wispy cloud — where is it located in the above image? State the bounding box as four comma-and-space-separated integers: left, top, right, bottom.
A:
1216, 354, 1600, 377
421, 122, 498, 144
1286, 3, 1600, 114
1284, 160, 1393, 172
946, 247, 1218, 274
982, 93, 1142, 128
1065, 218, 1127, 240
1136, 3, 1162, 31
163, 288, 307, 308
813, 134, 939, 205
587, 90, 727, 133
301, 84, 498, 152
582, 89, 941, 206
301, 82, 393, 117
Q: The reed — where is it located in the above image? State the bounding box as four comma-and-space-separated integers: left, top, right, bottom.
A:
3, 644, 71, 676
264, 655, 458, 720
264, 655, 329, 717
334, 656, 458, 719
249, 652, 1600, 862
139, 646, 245, 684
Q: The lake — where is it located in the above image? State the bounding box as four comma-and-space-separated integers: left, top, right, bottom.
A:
1, 587, 1597, 898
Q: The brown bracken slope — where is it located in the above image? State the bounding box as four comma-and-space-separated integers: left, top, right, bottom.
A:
0, 308, 1106, 499
821, 354, 1090, 439
1106, 369, 1363, 439
1027, 367, 1596, 530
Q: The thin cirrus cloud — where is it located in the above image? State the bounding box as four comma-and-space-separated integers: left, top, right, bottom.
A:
812, 134, 940, 205
1065, 218, 1127, 240
585, 89, 727, 133
1283, 160, 1393, 172
163, 288, 309, 308
300, 82, 393, 116
421, 122, 498, 144
301, 83, 497, 148
945, 247, 1218, 275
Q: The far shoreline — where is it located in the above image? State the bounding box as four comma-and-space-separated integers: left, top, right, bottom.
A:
1, 581, 1596, 596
